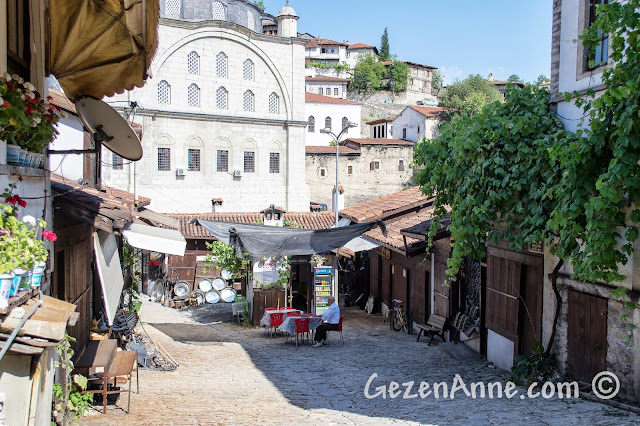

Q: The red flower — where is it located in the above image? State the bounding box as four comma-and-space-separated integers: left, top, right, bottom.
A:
5, 197, 16, 205
30, 98, 37, 104
42, 230, 57, 242
148, 260, 161, 266
3, 101, 9, 108
17, 199, 26, 208
25, 105, 33, 114
18, 175, 23, 182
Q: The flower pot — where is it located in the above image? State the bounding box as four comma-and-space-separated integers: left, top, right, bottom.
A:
29, 152, 38, 168
6, 144, 21, 165
18, 148, 28, 167
30, 262, 45, 287
0, 273, 14, 308
36, 153, 44, 169
23, 151, 33, 167
10, 268, 28, 296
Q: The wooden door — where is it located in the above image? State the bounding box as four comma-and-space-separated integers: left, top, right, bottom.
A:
486, 256, 520, 343
519, 263, 543, 356
433, 251, 450, 318
567, 290, 608, 382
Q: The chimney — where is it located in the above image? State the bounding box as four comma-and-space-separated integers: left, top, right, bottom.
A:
488, 73, 494, 81
332, 185, 345, 213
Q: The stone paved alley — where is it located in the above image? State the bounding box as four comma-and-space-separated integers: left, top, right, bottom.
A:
81, 300, 640, 425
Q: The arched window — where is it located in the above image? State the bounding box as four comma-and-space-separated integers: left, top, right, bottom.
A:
243, 90, 255, 112
216, 86, 228, 109
188, 83, 200, 106
211, 1, 226, 20
325, 116, 332, 131
187, 51, 199, 75
308, 116, 315, 133
247, 10, 255, 31
216, 52, 228, 78
243, 59, 254, 81
158, 80, 170, 104
268, 92, 279, 114
165, 0, 181, 18
342, 117, 349, 133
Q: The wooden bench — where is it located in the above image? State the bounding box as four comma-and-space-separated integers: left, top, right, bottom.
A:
415, 314, 447, 345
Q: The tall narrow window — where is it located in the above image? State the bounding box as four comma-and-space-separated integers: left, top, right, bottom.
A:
6, 0, 30, 79
158, 148, 170, 171
158, 80, 170, 104
589, 0, 609, 67
319, 87, 323, 95
244, 151, 255, 173
243, 90, 255, 112
342, 117, 349, 134
217, 150, 229, 172
188, 149, 201, 171
165, 0, 181, 18
188, 83, 200, 106
308, 116, 315, 133
211, 1, 226, 20
247, 10, 255, 31
398, 159, 405, 172
325, 116, 332, 131
216, 86, 228, 109
187, 51, 199, 75
334, 87, 339, 96
402, 128, 407, 139
216, 52, 228, 78
269, 152, 280, 173
112, 153, 123, 170
243, 59, 254, 81
268, 92, 279, 114
348, 165, 353, 175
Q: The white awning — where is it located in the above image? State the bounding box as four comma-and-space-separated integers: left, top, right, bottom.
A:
93, 231, 125, 326
122, 223, 186, 256
343, 236, 379, 253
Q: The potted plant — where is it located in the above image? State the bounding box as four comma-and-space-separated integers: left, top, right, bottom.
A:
0, 73, 64, 166
0, 183, 55, 307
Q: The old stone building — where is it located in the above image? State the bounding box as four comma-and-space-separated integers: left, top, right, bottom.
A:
305, 138, 415, 208
103, 0, 310, 213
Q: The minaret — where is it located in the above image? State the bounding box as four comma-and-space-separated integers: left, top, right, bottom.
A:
277, 1, 299, 38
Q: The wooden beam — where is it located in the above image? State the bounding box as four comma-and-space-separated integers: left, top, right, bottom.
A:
137, 208, 180, 229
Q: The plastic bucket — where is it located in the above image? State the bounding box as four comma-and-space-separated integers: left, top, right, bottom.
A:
11, 269, 28, 295
0, 273, 14, 307
31, 262, 45, 287
6, 144, 21, 164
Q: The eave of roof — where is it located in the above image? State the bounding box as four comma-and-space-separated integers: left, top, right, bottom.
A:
305, 92, 361, 105
339, 187, 433, 223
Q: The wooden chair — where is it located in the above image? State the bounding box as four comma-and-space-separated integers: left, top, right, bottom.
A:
326, 316, 344, 346
415, 314, 447, 345
105, 350, 139, 413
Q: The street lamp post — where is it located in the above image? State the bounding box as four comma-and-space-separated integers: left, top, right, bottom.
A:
320, 121, 357, 227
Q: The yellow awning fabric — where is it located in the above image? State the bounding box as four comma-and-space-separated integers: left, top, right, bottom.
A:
48, 0, 159, 102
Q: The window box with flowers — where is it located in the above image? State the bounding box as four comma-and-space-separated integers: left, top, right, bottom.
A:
0, 183, 56, 308
0, 73, 64, 168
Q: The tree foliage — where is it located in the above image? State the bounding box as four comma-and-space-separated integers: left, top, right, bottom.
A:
379, 27, 391, 61
507, 74, 523, 82
535, 74, 549, 85
388, 60, 409, 92
432, 69, 443, 93
438, 74, 503, 120
351, 53, 385, 95
203, 240, 249, 279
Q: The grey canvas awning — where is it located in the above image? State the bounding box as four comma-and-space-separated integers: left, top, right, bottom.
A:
191, 219, 385, 260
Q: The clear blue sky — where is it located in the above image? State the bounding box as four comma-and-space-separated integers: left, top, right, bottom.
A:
262, 0, 552, 84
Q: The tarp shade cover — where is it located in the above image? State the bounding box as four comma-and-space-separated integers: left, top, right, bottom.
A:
93, 231, 125, 326
193, 220, 385, 260
122, 223, 187, 256
48, 0, 159, 101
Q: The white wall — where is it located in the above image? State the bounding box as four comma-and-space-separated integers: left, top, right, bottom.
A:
487, 329, 515, 370
49, 115, 85, 181
304, 102, 362, 146
391, 108, 439, 142
305, 82, 347, 99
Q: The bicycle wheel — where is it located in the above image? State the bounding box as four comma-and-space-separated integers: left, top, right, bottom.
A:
392, 311, 404, 331
401, 313, 409, 333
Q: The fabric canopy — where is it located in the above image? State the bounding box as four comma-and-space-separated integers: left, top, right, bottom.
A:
122, 223, 186, 256
192, 220, 386, 260
48, 0, 159, 101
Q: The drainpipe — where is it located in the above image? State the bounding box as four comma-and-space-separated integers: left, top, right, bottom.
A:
0, 292, 44, 362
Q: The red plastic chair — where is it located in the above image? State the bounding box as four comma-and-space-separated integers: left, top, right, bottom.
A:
264, 307, 277, 312
287, 310, 301, 317
294, 318, 310, 347
326, 316, 344, 346
269, 312, 284, 337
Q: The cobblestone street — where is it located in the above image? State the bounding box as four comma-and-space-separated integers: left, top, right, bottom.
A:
81, 300, 640, 425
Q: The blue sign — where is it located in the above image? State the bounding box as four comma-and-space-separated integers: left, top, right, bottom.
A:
314, 267, 332, 275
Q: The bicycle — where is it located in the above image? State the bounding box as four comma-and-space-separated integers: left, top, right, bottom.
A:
391, 299, 409, 333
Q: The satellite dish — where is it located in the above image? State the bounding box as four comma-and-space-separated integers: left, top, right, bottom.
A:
75, 96, 143, 161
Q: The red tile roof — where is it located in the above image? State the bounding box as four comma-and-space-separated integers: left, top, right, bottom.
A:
408, 105, 446, 117
305, 76, 350, 83
366, 117, 396, 125
363, 205, 437, 251
381, 60, 437, 70
305, 92, 361, 105
340, 187, 433, 223
305, 146, 360, 155
343, 138, 414, 148
165, 211, 336, 239
347, 43, 375, 50
305, 38, 349, 48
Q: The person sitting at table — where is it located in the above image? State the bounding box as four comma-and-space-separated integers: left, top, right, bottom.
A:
312, 296, 340, 347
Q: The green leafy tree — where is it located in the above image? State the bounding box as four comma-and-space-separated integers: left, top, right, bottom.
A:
203, 240, 249, 279
351, 53, 385, 95
388, 60, 409, 92
252, 1, 265, 10
379, 27, 391, 61
438, 74, 503, 120
431, 69, 443, 93
507, 74, 523, 82
535, 74, 549, 85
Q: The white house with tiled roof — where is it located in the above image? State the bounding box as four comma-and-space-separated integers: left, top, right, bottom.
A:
305, 93, 362, 146
391, 105, 444, 142
102, 0, 310, 214
305, 138, 415, 208
305, 75, 349, 99
346, 43, 378, 69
